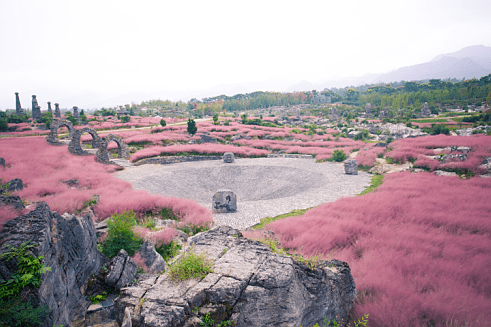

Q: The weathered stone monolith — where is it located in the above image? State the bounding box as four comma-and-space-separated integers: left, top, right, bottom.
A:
15, 92, 23, 115
47, 102, 52, 114
223, 152, 235, 163
32, 95, 42, 120
73, 106, 79, 119
212, 190, 237, 213
54, 103, 61, 118
344, 159, 358, 175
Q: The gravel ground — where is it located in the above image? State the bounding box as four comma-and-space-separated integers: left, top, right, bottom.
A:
115, 158, 372, 229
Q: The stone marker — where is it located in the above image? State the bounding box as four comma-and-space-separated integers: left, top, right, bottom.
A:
212, 190, 237, 213
223, 152, 235, 163
344, 159, 358, 175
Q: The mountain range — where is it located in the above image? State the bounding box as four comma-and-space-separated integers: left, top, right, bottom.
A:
288, 45, 491, 91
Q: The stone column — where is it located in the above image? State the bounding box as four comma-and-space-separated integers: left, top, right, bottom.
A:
73, 106, 79, 119
47, 102, 52, 114
15, 92, 22, 114
54, 103, 61, 118
32, 95, 42, 120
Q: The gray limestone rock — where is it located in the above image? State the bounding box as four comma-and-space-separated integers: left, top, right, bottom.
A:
137, 241, 167, 274
121, 307, 133, 327
434, 170, 458, 177
344, 159, 358, 175
200, 134, 217, 143
0, 202, 106, 327
0, 157, 5, 168
223, 152, 235, 163
114, 226, 356, 327
6, 178, 23, 192
0, 194, 25, 209
440, 153, 468, 163
105, 249, 138, 290
212, 190, 237, 213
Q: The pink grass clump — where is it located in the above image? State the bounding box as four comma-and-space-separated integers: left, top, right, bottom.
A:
261, 172, 491, 326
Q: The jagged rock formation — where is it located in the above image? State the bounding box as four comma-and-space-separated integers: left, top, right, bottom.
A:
115, 226, 356, 327
0, 202, 106, 327
5, 178, 23, 192
0, 194, 25, 209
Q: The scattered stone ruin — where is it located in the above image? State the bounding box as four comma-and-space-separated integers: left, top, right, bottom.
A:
46, 119, 76, 145
212, 190, 237, 213
223, 152, 235, 163
95, 134, 130, 164
344, 159, 358, 175
54, 103, 61, 118
15, 92, 24, 115
68, 127, 102, 156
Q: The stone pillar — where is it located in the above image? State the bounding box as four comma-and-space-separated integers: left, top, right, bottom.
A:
422, 102, 430, 117
365, 103, 372, 118
73, 106, 79, 119
47, 102, 52, 114
212, 190, 237, 213
54, 103, 61, 118
344, 159, 358, 175
32, 95, 42, 120
15, 92, 22, 115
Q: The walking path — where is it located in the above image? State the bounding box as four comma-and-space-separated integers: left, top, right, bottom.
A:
115, 158, 372, 229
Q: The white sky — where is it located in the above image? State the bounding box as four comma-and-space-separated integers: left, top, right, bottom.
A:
1, 0, 490, 109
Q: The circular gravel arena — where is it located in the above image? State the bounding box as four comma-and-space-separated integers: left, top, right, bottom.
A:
115, 158, 372, 229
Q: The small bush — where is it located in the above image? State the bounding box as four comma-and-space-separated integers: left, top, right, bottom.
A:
160, 119, 166, 127
168, 250, 213, 282
330, 149, 348, 162
100, 211, 142, 258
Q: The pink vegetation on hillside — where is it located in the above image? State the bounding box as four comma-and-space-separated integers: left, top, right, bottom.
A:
0, 137, 213, 227
262, 172, 491, 326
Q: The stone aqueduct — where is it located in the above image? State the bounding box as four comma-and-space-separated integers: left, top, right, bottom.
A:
45, 120, 130, 164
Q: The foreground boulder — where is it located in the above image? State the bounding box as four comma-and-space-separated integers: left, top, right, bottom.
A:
0, 202, 106, 327
115, 226, 356, 327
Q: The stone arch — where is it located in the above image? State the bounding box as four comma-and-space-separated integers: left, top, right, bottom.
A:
95, 134, 130, 164
45, 119, 76, 145
68, 127, 102, 156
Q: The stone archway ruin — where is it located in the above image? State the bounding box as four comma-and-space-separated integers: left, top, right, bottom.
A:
45, 119, 76, 145
68, 127, 102, 156
95, 134, 130, 164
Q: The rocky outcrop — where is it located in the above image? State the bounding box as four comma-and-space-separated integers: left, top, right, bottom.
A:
0, 194, 25, 209
115, 226, 356, 327
105, 249, 138, 290
0, 202, 106, 327
137, 241, 167, 274
5, 178, 23, 192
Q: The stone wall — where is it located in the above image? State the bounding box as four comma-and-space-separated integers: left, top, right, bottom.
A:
133, 155, 223, 166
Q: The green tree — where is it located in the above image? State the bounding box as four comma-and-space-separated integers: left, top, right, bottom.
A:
187, 118, 197, 135
160, 118, 167, 127
213, 114, 219, 125
120, 115, 131, 123
0, 118, 7, 132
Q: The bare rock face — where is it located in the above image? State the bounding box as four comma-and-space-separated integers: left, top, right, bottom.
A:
105, 249, 138, 290
137, 240, 167, 274
6, 178, 23, 192
115, 226, 356, 327
0, 202, 106, 327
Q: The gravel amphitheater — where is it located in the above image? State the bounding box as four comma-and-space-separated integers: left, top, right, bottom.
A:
115, 158, 372, 229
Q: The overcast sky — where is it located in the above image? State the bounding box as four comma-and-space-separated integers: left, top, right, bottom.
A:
1, 0, 490, 109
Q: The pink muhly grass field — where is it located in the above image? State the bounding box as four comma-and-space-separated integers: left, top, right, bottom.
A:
262, 172, 491, 326
356, 147, 385, 167
130, 144, 268, 162
134, 227, 177, 247
0, 136, 213, 227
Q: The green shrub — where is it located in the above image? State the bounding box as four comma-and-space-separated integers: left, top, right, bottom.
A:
156, 241, 182, 262
0, 118, 7, 132
330, 149, 347, 162
168, 250, 214, 282
100, 211, 142, 258
160, 118, 166, 127
0, 242, 51, 327
187, 118, 197, 135
121, 116, 131, 123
